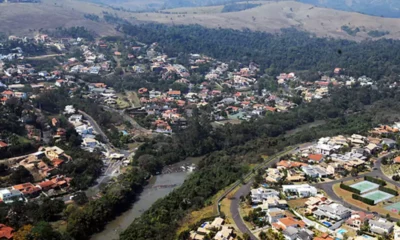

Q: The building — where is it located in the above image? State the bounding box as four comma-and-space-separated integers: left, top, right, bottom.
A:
313, 203, 351, 221
0, 189, 23, 203
273, 217, 306, 230
251, 187, 279, 203
39, 146, 69, 160
345, 211, 374, 230
308, 154, 324, 163
214, 226, 233, 240
369, 219, 394, 235
265, 168, 284, 183
301, 165, 330, 179
0, 224, 13, 240
12, 183, 41, 198
283, 184, 317, 199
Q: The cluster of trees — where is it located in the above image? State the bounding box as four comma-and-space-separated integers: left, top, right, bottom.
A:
122, 23, 400, 80
243, 207, 267, 227
44, 27, 96, 41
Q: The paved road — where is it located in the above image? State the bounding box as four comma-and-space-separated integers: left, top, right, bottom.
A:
229, 144, 312, 239
231, 180, 257, 240
314, 152, 398, 220
78, 110, 114, 151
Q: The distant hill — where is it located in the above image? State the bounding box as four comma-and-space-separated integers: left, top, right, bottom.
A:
298, 0, 400, 18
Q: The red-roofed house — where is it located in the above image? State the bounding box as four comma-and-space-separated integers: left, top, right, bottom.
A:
394, 156, 400, 164
2, 90, 14, 99
12, 183, 41, 198
273, 217, 305, 230
308, 154, 324, 163
0, 141, 8, 149
0, 224, 13, 239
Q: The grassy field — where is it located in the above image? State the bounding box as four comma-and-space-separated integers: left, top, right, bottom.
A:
129, 1, 400, 41
126, 91, 141, 108
381, 164, 400, 177
333, 180, 400, 219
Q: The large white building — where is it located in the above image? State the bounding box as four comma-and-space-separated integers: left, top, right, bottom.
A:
250, 187, 279, 203
282, 184, 317, 199
0, 189, 23, 203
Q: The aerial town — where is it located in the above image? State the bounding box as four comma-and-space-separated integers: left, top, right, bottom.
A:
0, 30, 398, 240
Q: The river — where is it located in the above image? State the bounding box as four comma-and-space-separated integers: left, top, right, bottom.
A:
90, 171, 190, 240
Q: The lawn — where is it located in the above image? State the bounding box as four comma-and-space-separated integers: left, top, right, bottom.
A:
381, 164, 400, 177
126, 91, 141, 108
288, 198, 307, 209
116, 95, 130, 109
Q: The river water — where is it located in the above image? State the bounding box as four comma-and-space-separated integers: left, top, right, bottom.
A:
91, 171, 190, 240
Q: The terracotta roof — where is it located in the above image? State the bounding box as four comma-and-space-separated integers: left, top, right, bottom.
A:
394, 156, 400, 163
277, 160, 308, 168
278, 217, 305, 229
0, 141, 8, 148
52, 158, 64, 167
0, 224, 13, 239
2, 90, 13, 95
308, 154, 324, 162
168, 90, 181, 95
13, 182, 41, 195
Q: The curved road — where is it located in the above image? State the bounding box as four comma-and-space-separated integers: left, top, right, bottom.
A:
230, 151, 398, 239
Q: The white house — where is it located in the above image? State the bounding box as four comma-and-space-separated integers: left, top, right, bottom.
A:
250, 187, 279, 203
313, 203, 351, 221
0, 189, 23, 203
369, 219, 394, 235
282, 184, 317, 199
64, 105, 76, 114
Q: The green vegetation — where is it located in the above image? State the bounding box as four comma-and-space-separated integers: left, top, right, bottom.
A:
379, 186, 399, 196
365, 176, 386, 186
352, 193, 375, 205
122, 24, 400, 79
221, 3, 261, 13
368, 30, 389, 38
340, 183, 361, 194
341, 25, 360, 36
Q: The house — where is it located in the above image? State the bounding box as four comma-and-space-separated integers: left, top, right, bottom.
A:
0, 189, 23, 203
251, 187, 279, 203
277, 160, 308, 170
282, 184, 317, 199
287, 169, 305, 182
394, 156, 400, 164
382, 138, 397, 149
364, 143, 380, 155
267, 208, 286, 223
301, 165, 330, 178
214, 226, 233, 240
313, 203, 351, 221
68, 114, 83, 124
314, 233, 334, 240
308, 154, 324, 164
265, 168, 284, 183
12, 183, 41, 198
167, 89, 181, 99
0, 224, 13, 239
345, 211, 374, 230
210, 217, 224, 229
273, 217, 306, 230
64, 105, 76, 114
0, 141, 8, 149
39, 146, 69, 160
82, 138, 98, 149
369, 219, 394, 234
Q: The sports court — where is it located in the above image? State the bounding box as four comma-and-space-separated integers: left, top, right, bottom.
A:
350, 181, 379, 194
385, 202, 400, 213
361, 190, 394, 204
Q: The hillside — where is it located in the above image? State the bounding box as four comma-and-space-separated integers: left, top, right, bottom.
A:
0, 0, 120, 36
299, 0, 400, 18
3, 0, 400, 41
131, 1, 400, 41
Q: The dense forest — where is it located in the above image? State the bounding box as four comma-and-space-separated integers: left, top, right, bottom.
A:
122, 24, 400, 80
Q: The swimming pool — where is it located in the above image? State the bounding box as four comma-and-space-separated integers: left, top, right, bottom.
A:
323, 221, 332, 227
337, 229, 347, 235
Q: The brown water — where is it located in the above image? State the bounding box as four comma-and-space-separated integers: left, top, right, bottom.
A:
91, 171, 190, 240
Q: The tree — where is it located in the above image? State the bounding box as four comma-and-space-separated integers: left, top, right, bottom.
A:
9, 166, 34, 184
242, 233, 251, 240
31, 221, 62, 240
13, 224, 33, 240
72, 192, 89, 205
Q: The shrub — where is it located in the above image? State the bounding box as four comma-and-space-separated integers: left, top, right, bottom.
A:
340, 183, 361, 194
379, 186, 399, 196
352, 194, 375, 205
364, 176, 386, 186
